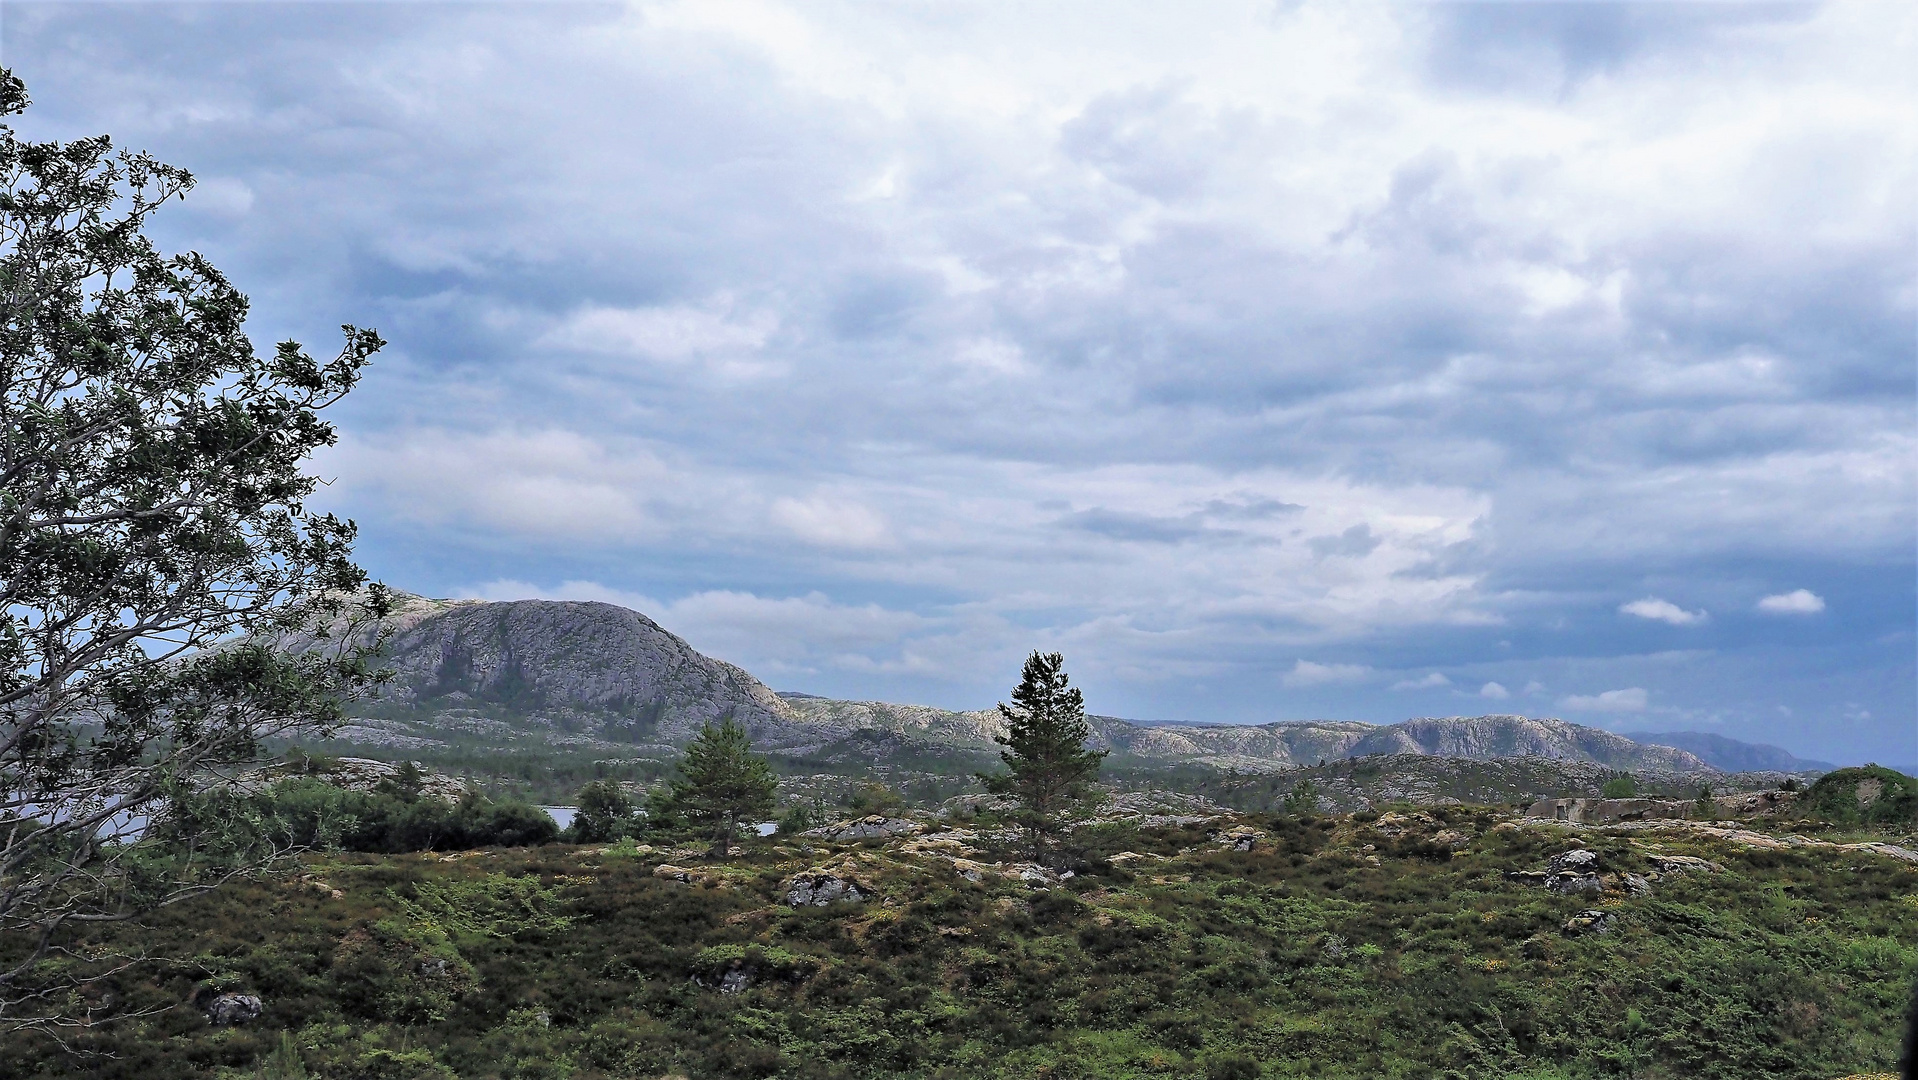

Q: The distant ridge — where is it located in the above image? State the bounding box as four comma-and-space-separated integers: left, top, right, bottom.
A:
1621, 730, 1834, 774
301, 594, 1733, 777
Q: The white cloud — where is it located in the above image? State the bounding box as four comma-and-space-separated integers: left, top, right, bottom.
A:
1392, 672, 1450, 690
31, 1, 1914, 754
1283, 660, 1370, 688
1757, 589, 1825, 614
1619, 598, 1708, 627
1559, 687, 1650, 713
183, 176, 255, 217
541, 299, 779, 377
769, 495, 891, 549
1479, 681, 1510, 700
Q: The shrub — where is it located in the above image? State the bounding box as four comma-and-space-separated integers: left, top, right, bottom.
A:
1803, 766, 1918, 826
1601, 775, 1639, 799
570, 780, 637, 843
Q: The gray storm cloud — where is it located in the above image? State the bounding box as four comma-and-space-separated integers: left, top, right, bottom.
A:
10, 0, 1910, 761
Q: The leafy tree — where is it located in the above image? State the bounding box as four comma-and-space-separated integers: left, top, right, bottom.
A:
1601, 774, 1639, 799
0, 69, 387, 1028
982, 651, 1107, 859
571, 779, 636, 843
657, 717, 776, 857
846, 779, 904, 815
1283, 779, 1319, 815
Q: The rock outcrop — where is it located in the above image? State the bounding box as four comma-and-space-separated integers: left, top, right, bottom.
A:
1562, 909, 1616, 936
783, 868, 873, 906
202, 993, 263, 1025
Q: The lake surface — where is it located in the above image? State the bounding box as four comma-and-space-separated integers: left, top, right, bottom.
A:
539, 808, 778, 837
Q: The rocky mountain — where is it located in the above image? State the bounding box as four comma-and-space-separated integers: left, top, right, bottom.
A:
1620, 730, 1834, 773
1342, 715, 1709, 772
305, 594, 807, 753
310, 594, 1724, 778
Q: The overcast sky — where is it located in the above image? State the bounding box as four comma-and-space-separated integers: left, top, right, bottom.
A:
7, 1, 1912, 762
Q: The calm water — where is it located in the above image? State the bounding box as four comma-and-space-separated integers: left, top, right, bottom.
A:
539, 807, 778, 837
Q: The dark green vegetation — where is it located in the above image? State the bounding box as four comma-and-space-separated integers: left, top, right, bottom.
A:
167, 774, 560, 855
4, 810, 1914, 1080
1801, 767, 1918, 828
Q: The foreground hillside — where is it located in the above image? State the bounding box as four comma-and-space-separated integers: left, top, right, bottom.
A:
9, 808, 1914, 1079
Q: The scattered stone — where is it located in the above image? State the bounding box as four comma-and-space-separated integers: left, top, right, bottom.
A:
938, 793, 1017, 817
596, 843, 656, 856
1371, 811, 1435, 838
802, 816, 924, 842
1548, 873, 1603, 896
1621, 873, 1654, 898
1562, 909, 1616, 936
1009, 863, 1071, 888
1843, 841, 1918, 864
1093, 790, 1231, 828
1547, 848, 1600, 874
1541, 849, 1603, 894
203, 993, 263, 1025
653, 864, 721, 886
1645, 854, 1722, 874
1217, 825, 1266, 852
718, 967, 753, 995
784, 870, 871, 906
1430, 829, 1471, 850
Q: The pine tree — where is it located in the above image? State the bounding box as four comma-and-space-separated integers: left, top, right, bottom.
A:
660, 717, 777, 857
983, 651, 1107, 860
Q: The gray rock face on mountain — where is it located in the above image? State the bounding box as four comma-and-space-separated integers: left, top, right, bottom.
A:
1345, 716, 1710, 773
331, 593, 802, 748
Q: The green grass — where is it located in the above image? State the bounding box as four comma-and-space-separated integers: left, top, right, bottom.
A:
3, 809, 1914, 1079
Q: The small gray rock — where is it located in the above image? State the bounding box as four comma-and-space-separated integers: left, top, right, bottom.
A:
1548, 848, 1600, 874
718, 967, 753, 995
1547, 873, 1604, 896
1562, 909, 1616, 936
784, 873, 869, 907
1622, 873, 1653, 898
203, 993, 263, 1025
